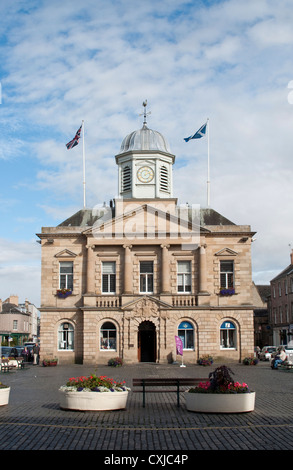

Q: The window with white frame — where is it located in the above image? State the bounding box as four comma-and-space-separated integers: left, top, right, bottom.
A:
220, 261, 234, 289
58, 322, 74, 350
220, 321, 236, 349
177, 261, 191, 293
140, 261, 154, 293
102, 262, 116, 293
59, 261, 73, 290
178, 321, 194, 350
100, 321, 116, 350
13, 320, 18, 330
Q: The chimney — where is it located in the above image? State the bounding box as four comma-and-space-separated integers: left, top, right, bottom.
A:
8, 295, 19, 306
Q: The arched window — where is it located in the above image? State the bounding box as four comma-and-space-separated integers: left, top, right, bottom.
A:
178, 321, 194, 350
122, 166, 131, 192
220, 321, 236, 349
100, 321, 117, 351
58, 322, 74, 350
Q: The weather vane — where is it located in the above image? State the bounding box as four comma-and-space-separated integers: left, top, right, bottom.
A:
139, 100, 151, 125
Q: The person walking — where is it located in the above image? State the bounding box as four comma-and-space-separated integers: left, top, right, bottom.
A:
33, 343, 40, 365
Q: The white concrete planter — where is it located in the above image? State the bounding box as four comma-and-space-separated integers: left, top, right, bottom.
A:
185, 391, 255, 413
0, 387, 10, 406
59, 390, 129, 411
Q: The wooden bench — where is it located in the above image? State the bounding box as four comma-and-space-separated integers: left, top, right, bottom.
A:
132, 377, 208, 407
1, 359, 14, 373
16, 357, 25, 369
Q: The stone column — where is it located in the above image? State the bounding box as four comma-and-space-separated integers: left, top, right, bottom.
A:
199, 244, 207, 293
161, 244, 170, 293
123, 245, 132, 294
86, 245, 95, 294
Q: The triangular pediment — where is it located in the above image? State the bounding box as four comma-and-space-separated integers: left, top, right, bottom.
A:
83, 203, 210, 242
214, 248, 238, 257
121, 295, 172, 311
54, 249, 77, 258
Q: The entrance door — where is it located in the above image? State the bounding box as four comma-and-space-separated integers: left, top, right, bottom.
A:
138, 321, 156, 362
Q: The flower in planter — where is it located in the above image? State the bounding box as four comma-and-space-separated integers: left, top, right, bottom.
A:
56, 289, 72, 298
0, 381, 8, 389
220, 288, 235, 296
42, 358, 58, 366
59, 374, 130, 393
108, 357, 123, 367
188, 365, 250, 394
197, 355, 213, 366
243, 356, 258, 366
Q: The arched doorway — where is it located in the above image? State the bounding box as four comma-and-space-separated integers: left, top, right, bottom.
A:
138, 321, 156, 362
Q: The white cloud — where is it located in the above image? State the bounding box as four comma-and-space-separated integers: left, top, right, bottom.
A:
0, 0, 293, 304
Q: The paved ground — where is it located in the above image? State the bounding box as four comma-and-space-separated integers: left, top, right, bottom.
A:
0, 359, 293, 455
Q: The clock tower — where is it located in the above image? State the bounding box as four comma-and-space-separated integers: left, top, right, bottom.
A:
115, 102, 175, 201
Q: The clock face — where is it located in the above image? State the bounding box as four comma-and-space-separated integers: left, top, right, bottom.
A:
137, 166, 154, 183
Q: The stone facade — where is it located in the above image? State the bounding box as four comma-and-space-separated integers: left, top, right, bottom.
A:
269, 251, 293, 346
37, 119, 256, 365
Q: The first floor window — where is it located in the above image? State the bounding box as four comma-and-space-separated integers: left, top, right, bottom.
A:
100, 321, 116, 350
220, 261, 234, 289
13, 320, 18, 330
140, 261, 154, 293
59, 261, 73, 290
177, 261, 191, 292
102, 262, 116, 293
58, 322, 74, 350
178, 321, 194, 350
220, 321, 236, 349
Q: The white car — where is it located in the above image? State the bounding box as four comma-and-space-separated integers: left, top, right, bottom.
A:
271, 345, 293, 363
259, 346, 277, 361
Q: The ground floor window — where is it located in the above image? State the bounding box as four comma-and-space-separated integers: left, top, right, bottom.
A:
178, 321, 194, 350
58, 322, 74, 350
100, 321, 117, 350
220, 321, 236, 349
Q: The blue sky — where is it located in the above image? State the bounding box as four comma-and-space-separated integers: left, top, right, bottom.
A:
1, 0, 293, 307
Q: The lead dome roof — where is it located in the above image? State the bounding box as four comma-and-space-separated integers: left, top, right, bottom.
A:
118, 123, 171, 154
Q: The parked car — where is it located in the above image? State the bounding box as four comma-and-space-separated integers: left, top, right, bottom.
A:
15, 346, 25, 356
271, 345, 293, 364
259, 346, 277, 361
1, 346, 19, 358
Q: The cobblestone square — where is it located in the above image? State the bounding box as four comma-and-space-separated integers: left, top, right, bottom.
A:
0, 360, 292, 452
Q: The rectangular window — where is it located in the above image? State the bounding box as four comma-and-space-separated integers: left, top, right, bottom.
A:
102, 262, 116, 293
140, 261, 154, 293
13, 320, 18, 330
177, 261, 191, 293
220, 261, 234, 289
59, 261, 73, 290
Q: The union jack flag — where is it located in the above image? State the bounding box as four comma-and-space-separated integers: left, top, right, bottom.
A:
66, 124, 82, 149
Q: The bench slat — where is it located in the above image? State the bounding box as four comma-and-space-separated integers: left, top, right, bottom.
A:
132, 377, 208, 407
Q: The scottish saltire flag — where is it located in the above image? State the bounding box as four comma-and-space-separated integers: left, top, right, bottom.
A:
175, 336, 183, 356
66, 124, 82, 149
184, 122, 207, 142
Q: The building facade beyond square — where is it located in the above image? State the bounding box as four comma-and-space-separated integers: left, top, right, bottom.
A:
269, 251, 293, 346
37, 110, 256, 365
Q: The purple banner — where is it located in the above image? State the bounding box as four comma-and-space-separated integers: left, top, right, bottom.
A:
175, 336, 183, 356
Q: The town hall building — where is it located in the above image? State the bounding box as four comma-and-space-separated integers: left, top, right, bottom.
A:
37, 110, 256, 365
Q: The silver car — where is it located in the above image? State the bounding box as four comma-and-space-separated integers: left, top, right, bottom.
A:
259, 346, 277, 361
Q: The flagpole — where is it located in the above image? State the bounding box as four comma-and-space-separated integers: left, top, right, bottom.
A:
207, 118, 210, 207
82, 120, 86, 208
